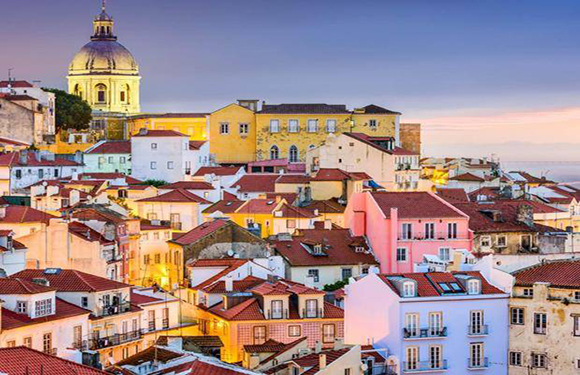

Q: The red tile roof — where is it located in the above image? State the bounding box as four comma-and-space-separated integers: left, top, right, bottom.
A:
264, 348, 351, 375
0, 137, 30, 147
12, 269, 132, 292
0, 205, 57, 223
378, 271, 504, 297
275, 174, 311, 184
243, 339, 287, 353
129, 289, 168, 306
233, 174, 279, 193
201, 275, 265, 294
436, 187, 470, 203
303, 199, 346, 214
188, 259, 249, 289
258, 337, 309, 365
68, 221, 115, 245
171, 220, 230, 246
159, 181, 214, 190
449, 172, 485, 182
194, 166, 243, 177
136, 188, 210, 204
203, 197, 245, 214
0, 152, 82, 167
236, 199, 282, 214
513, 260, 580, 288
270, 228, 377, 267
150, 358, 256, 375
370, 192, 465, 219
274, 204, 318, 219
86, 141, 131, 154
132, 129, 186, 137
189, 140, 207, 150
265, 192, 298, 205
0, 278, 55, 294
79, 173, 142, 184
140, 220, 171, 231
114, 345, 182, 367
0, 80, 34, 88
2, 298, 90, 330
468, 187, 502, 201
0, 152, 18, 167
312, 168, 371, 181
0, 346, 108, 374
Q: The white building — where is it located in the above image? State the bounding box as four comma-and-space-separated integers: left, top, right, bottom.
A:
345, 271, 509, 374
131, 129, 210, 183
0, 230, 28, 276
84, 140, 132, 174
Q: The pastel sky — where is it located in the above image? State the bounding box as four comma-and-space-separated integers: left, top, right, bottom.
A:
1, 0, 580, 161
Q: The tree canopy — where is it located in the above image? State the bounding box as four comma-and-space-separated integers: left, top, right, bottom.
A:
43, 88, 92, 132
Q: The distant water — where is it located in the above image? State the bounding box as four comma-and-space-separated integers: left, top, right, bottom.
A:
502, 161, 580, 186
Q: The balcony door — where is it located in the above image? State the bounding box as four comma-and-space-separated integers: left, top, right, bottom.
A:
429, 345, 442, 369
470, 310, 484, 334
405, 313, 419, 337
429, 312, 443, 336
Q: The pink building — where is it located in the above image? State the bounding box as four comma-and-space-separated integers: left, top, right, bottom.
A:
345, 191, 472, 272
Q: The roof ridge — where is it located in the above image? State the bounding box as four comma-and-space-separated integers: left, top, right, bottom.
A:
71, 270, 96, 292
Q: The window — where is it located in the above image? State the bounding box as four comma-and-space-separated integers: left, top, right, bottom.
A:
401, 223, 413, 240
523, 288, 534, 297
43, 333, 53, 353
521, 234, 532, 250
16, 301, 27, 314
270, 145, 280, 160
405, 313, 419, 337
405, 346, 419, 371
480, 235, 491, 248
573, 316, 580, 336
469, 343, 484, 368
369, 119, 377, 129
342, 268, 352, 281
35, 299, 52, 317
509, 351, 522, 366
438, 248, 451, 262
447, 223, 457, 239
288, 119, 299, 133
15, 169, 22, 179
150, 161, 157, 170
96, 84, 107, 103
534, 312, 547, 334
23, 337, 32, 348
271, 300, 283, 319
167, 161, 174, 169
429, 345, 443, 369
162, 307, 169, 328
288, 325, 301, 337
532, 353, 547, 368
148, 310, 156, 331
289, 145, 299, 163
497, 235, 507, 247
326, 119, 337, 133
239, 123, 249, 135
467, 279, 480, 294
575, 291, 580, 301
81, 296, 88, 308
396, 248, 408, 262
39, 169, 44, 179
287, 219, 296, 229
424, 223, 435, 239
151, 143, 157, 150
344, 369, 351, 375
403, 281, 416, 297
307, 119, 318, 132
322, 324, 335, 343
120, 157, 126, 164
307, 269, 319, 283
220, 122, 229, 134
253, 326, 267, 344
469, 310, 484, 335
6, 341, 15, 348
74, 325, 82, 345
510, 307, 524, 325
305, 299, 319, 318
270, 119, 280, 133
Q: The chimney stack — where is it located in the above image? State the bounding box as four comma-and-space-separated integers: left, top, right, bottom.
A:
324, 220, 332, 230
225, 275, 233, 292
319, 354, 326, 369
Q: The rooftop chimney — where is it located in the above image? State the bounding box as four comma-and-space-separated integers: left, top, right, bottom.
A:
324, 220, 332, 230
225, 275, 233, 292
319, 354, 327, 370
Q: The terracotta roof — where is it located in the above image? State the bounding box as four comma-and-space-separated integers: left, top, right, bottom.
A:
114, 346, 182, 367
140, 220, 171, 231
259, 103, 349, 114
233, 174, 279, 193
236, 199, 283, 214
203, 197, 245, 214
12, 269, 132, 292
266, 348, 352, 375
378, 271, 504, 297
312, 168, 371, 181
188, 259, 249, 289
258, 337, 309, 365
159, 181, 214, 190
370, 192, 465, 219
0, 152, 19, 167
509, 171, 554, 184
171, 220, 230, 246
265, 192, 298, 205
70, 206, 132, 225
136, 188, 210, 204
436, 188, 470, 203
0, 152, 82, 167
243, 339, 287, 353
0, 137, 30, 147
129, 112, 208, 119
201, 275, 265, 294
0, 278, 56, 294
150, 358, 259, 375
68, 220, 115, 245
132, 129, 186, 137
0, 346, 108, 374
2, 298, 90, 330
194, 166, 243, 177
86, 141, 131, 154
356, 104, 401, 115
302, 199, 346, 214
344, 133, 411, 156
79, 173, 142, 184
468, 187, 502, 201
275, 174, 311, 184
270, 228, 377, 267
189, 140, 207, 150
513, 260, 580, 288
274, 204, 318, 219
0, 80, 34, 88
449, 172, 485, 182
156, 335, 224, 348
0, 205, 56, 223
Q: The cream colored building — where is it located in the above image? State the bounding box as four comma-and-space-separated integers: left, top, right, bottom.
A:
509, 260, 580, 374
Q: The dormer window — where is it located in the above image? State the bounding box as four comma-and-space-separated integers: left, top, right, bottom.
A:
403, 281, 416, 297
467, 279, 481, 295
314, 244, 323, 254
16, 301, 27, 314
34, 298, 52, 317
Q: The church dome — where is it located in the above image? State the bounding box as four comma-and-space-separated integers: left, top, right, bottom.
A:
69, 40, 139, 74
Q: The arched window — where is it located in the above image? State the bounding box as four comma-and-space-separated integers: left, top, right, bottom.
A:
73, 84, 83, 99
270, 145, 279, 160
96, 84, 107, 103
289, 145, 299, 163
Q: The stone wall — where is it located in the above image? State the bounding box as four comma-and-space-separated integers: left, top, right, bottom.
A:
0, 98, 35, 144
400, 123, 421, 154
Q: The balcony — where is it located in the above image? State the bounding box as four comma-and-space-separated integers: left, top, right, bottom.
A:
170, 222, 182, 231
467, 357, 489, 369
267, 309, 289, 320
162, 318, 169, 329
43, 348, 57, 356
302, 308, 324, 319
403, 327, 448, 339
403, 360, 448, 372
94, 302, 132, 317
398, 232, 463, 241
75, 330, 143, 350
467, 325, 489, 336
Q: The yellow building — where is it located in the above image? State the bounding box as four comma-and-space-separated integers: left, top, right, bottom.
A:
210, 102, 401, 164
127, 113, 209, 141
209, 102, 257, 164
67, 3, 141, 114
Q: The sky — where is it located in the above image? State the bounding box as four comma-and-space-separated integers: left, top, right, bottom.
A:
1, 0, 580, 161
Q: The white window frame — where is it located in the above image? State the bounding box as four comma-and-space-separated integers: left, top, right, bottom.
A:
509, 351, 522, 366
288, 119, 299, 133
270, 119, 280, 133
396, 247, 408, 262
150, 161, 157, 170
326, 119, 337, 133
403, 281, 415, 297
220, 122, 229, 134
239, 123, 249, 135
467, 279, 481, 294
307, 119, 318, 133
438, 247, 451, 262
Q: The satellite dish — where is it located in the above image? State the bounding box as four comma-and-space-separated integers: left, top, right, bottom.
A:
227, 249, 235, 257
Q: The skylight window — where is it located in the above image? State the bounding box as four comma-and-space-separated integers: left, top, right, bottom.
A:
450, 282, 462, 292
438, 283, 451, 292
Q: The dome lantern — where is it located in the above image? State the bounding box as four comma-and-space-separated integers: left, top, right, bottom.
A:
92, 0, 116, 41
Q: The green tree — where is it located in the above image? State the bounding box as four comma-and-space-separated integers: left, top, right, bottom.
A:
43, 88, 92, 132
